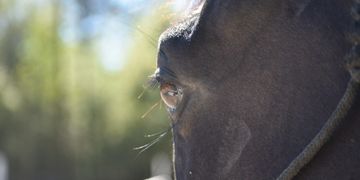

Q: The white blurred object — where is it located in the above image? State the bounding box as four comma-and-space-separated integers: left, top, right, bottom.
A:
0, 152, 8, 180
145, 175, 171, 180
146, 152, 171, 180
172, 0, 191, 12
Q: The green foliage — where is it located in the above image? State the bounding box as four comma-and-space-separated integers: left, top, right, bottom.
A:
0, 1, 173, 179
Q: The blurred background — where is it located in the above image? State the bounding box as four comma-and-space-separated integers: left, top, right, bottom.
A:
0, 0, 193, 179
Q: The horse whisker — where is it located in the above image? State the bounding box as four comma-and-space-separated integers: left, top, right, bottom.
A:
133, 143, 152, 150
147, 74, 160, 89
159, 101, 163, 110
134, 111, 178, 159
134, 130, 170, 158
141, 100, 161, 119
119, 20, 158, 48
137, 88, 147, 99
134, 25, 158, 46
144, 127, 172, 138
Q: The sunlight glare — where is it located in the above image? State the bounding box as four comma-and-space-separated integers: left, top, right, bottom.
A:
172, 0, 191, 12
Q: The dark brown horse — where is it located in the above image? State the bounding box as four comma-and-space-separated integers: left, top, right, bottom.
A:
152, 0, 360, 179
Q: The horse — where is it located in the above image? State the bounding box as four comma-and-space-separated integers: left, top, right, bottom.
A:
151, 0, 360, 179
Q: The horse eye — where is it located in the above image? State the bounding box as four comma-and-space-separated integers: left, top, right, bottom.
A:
160, 83, 182, 109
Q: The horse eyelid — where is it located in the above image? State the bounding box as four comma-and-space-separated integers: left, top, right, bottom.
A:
147, 73, 164, 89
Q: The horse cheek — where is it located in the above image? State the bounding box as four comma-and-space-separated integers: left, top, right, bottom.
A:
217, 116, 251, 177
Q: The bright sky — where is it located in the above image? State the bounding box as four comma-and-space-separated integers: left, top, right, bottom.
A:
2, 0, 191, 74
99, 0, 191, 71
59, 0, 192, 72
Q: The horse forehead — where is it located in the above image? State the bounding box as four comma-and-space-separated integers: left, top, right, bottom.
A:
160, 13, 200, 43
157, 0, 352, 84
157, 1, 292, 75
157, 15, 215, 84
158, 14, 202, 66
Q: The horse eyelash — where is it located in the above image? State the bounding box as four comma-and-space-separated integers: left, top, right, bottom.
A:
146, 67, 178, 90
147, 74, 161, 89
137, 75, 161, 99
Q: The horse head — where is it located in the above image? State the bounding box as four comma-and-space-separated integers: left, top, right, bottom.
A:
153, 0, 360, 179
